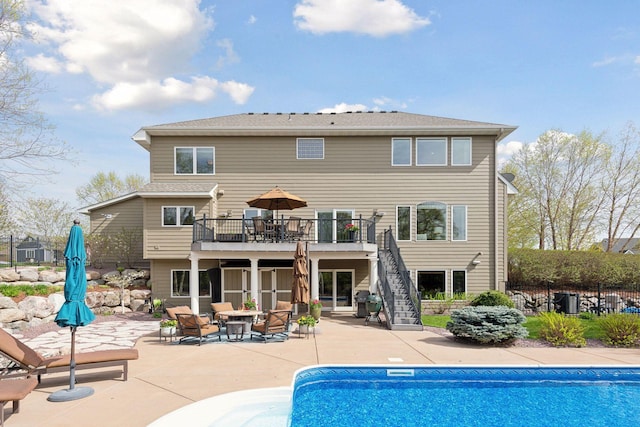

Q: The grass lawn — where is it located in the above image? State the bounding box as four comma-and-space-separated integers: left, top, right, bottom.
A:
422, 314, 605, 341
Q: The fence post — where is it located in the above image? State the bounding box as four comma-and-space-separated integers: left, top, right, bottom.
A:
597, 282, 602, 317
546, 280, 552, 312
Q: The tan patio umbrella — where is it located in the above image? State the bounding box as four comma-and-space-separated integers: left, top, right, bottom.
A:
291, 241, 309, 305
246, 186, 307, 219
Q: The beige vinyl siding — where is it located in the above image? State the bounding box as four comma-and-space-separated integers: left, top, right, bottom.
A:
144, 198, 214, 259
89, 198, 144, 266
146, 133, 502, 293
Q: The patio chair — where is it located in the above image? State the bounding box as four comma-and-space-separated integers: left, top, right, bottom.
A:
0, 328, 138, 382
298, 220, 313, 240
175, 314, 221, 345
165, 306, 211, 335
211, 302, 234, 326
0, 377, 38, 426
250, 310, 291, 343
284, 217, 302, 241
251, 217, 276, 241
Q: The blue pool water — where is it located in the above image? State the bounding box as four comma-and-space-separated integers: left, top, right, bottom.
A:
289, 366, 640, 427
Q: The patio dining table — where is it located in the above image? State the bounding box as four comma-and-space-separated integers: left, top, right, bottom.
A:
218, 310, 263, 339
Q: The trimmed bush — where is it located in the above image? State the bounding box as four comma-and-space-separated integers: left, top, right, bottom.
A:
599, 314, 640, 347
469, 290, 515, 308
446, 306, 528, 344
538, 312, 586, 347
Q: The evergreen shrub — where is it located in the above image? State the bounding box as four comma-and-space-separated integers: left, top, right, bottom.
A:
446, 306, 528, 344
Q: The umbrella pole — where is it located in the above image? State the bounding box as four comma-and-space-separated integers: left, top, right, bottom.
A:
48, 326, 95, 402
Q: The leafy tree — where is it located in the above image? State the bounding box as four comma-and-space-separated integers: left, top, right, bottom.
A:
0, 0, 70, 190
76, 171, 146, 205
504, 130, 607, 250
14, 197, 76, 245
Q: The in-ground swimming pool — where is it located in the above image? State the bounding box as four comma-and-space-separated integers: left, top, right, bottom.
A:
149, 365, 640, 427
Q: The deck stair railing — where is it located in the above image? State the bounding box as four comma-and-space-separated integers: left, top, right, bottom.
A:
378, 227, 422, 330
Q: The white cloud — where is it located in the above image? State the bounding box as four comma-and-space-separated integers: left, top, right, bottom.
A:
592, 56, 619, 67
92, 76, 254, 111
497, 140, 523, 168
317, 102, 368, 113
216, 39, 240, 69
25, 53, 63, 73
635, 56, 640, 65
293, 0, 430, 37
248, 15, 257, 25
25, 0, 254, 111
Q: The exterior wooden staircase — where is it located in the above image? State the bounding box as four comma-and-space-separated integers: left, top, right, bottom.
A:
377, 229, 423, 331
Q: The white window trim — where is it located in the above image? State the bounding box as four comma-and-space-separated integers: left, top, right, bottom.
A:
451, 137, 472, 166
396, 205, 412, 241
416, 137, 447, 166
451, 205, 468, 242
174, 147, 215, 175
170, 269, 211, 298
391, 137, 412, 166
296, 138, 325, 159
162, 206, 195, 227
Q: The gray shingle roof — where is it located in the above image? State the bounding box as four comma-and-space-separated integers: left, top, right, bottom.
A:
145, 111, 511, 131
137, 182, 217, 197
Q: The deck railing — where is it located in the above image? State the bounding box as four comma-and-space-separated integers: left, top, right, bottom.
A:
193, 215, 376, 244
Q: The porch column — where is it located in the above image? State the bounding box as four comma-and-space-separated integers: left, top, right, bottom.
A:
250, 258, 259, 302
368, 253, 378, 294
310, 257, 319, 301
189, 252, 199, 313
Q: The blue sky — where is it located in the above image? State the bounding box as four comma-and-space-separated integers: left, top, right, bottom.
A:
19, 0, 640, 210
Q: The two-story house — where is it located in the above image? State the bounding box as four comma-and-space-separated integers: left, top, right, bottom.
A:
82, 111, 516, 330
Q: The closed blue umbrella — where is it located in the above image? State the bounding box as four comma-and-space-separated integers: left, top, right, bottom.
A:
48, 220, 96, 402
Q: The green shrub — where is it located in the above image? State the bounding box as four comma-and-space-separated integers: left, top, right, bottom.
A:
446, 306, 528, 344
470, 291, 514, 308
599, 314, 640, 347
0, 284, 62, 298
538, 312, 586, 347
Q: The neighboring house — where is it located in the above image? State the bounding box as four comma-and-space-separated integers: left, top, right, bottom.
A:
81, 111, 516, 329
600, 238, 640, 254
16, 236, 56, 264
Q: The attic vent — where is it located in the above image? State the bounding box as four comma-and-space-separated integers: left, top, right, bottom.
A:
303, 112, 309, 115
263, 112, 269, 115
247, 112, 254, 115
367, 111, 374, 113
391, 110, 398, 113
276, 112, 282, 115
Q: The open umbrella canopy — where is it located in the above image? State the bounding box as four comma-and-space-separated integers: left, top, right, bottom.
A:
291, 241, 309, 305
246, 186, 307, 212
55, 223, 95, 328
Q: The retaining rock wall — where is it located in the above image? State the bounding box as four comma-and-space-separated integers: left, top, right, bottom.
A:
0, 267, 151, 333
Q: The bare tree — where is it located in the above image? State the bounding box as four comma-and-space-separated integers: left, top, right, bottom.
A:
0, 0, 70, 189
76, 171, 146, 205
601, 122, 640, 252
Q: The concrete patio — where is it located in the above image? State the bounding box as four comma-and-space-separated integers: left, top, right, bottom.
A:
6, 313, 640, 426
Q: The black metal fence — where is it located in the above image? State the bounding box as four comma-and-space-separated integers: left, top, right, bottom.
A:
0, 235, 65, 268
506, 281, 640, 316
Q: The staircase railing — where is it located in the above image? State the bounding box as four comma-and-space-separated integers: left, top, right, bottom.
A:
377, 257, 395, 323
383, 227, 421, 321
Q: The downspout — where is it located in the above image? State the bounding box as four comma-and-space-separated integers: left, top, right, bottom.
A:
493, 133, 500, 290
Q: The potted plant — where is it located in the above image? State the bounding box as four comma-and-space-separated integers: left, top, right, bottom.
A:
242, 298, 258, 310
344, 223, 359, 242
160, 319, 177, 336
309, 298, 322, 321
297, 315, 317, 334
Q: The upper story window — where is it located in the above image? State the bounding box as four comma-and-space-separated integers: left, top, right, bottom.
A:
416, 138, 447, 166
452, 137, 472, 166
297, 138, 324, 159
416, 201, 446, 240
392, 138, 411, 166
175, 147, 215, 175
163, 206, 195, 226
